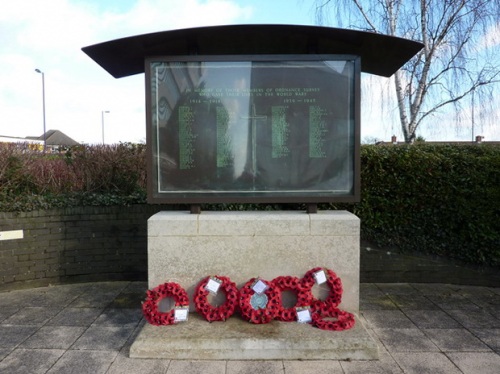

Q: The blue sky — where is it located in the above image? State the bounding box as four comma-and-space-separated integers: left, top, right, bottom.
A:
0, 0, 498, 144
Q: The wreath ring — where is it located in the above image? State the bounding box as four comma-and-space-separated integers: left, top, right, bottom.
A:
194, 275, 239, 322
272, 275, 313, 322
142, 282, 189, 326
311, 306, 356, 331
238, 278, 281, 324
301, 267, 343, 310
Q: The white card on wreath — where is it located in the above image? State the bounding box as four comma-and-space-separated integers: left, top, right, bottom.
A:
313, 269, 327, 285
174, 307, 189, 322
252, 279, 268, 294
296, 307, 312, 323
205, 277, 222, 294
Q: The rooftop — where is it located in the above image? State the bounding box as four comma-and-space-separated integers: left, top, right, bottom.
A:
82, 24, 423, 78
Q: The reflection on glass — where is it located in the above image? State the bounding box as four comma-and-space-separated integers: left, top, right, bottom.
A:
150, 59, 356, 199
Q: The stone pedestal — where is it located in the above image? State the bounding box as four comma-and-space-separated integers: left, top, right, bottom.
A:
130, 210, 378, 360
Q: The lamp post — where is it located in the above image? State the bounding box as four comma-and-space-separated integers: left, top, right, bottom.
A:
101, 110, 110, 144
471, 87, 475, 142
34, 69, 46, 153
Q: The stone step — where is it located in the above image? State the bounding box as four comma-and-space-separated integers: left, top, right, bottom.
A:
130, 313, 378, 360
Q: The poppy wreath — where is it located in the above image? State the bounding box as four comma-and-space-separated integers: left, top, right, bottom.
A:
271, 275, 313, 322
310, 305, 356, 331
239, 278, 281, 324
142, 282, 190, 326
194, 275, 239, 322
301, 267, 343, 310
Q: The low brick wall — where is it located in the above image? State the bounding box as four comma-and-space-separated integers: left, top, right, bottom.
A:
2, 206, 499, 291
0, 205, 170, 291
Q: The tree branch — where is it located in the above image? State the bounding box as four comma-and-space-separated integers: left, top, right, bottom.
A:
352, 0, 379, 32
416, 71, 500, 128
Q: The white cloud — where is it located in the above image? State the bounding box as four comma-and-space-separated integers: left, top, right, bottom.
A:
125, 0, 253, 33
477, 22, 500, 50
0, 0, 254, 144
1, 0, 497, 144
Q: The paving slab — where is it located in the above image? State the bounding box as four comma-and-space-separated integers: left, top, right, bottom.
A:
426, 293, 481, 311
69, 292, 120, 308
469, 295, 500, 313
226, 360, 283, 374
359, 295, 399, 310
0, 306, 19, 322
446, 352, 500, 374
46, 350, 118, 374
0, 348, 11, 361
372, 328, 439, 352
31, 288, 80, 308
0, 348, 65, 374
92, 308, 142, 327
403, 309, 462, 329
0, 289, 42, 308
108, 292, 145, 308
392, 352, 461, 374
283, 359, 343, 374
72, 325, 136, 351
168, 360, 227, 374
375, 283, 420, 295
470, 328, 500, 352
2, 306, 62, 326
362, 310, 417, 329
340, 351, 403, 374
47, 307, 103, 326
449, 285, 499, 296
446, 308, 500, 329
130, 313, 378, 360
19, 326, 86, 349
388, 294, 439, 310
106, 354, 170, 374
0, 325, 38, 348
423, 328, 491, 352
409, 283, 455, 295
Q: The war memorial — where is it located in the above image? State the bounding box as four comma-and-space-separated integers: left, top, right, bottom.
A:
83, 24, 423, 360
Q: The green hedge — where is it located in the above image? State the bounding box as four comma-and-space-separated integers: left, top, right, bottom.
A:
1, 142, 499, 266
0, 142, 147, 211
351, 144, 500, 267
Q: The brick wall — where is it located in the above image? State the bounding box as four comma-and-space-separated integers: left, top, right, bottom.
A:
0, 205, 170, 291
3, 206, 498, 291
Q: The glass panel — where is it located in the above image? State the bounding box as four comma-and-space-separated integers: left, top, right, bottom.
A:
149, 58, 356, 201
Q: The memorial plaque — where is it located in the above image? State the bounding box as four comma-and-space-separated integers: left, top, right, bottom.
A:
146, 55, 360, 203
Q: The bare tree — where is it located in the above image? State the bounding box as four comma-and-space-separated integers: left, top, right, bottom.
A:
315, 0, 500, 142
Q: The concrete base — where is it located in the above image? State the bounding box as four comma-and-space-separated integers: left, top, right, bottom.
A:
130, 210, 378, 360
146, 210, 360, 314
130, 313, 378, 360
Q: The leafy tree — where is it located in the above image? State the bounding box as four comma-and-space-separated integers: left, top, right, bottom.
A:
315, 0, 500, 142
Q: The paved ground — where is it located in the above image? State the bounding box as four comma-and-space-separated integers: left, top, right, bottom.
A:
0, 281, 499, 374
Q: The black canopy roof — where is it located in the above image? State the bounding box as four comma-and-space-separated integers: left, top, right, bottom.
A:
82, 24, 423, 78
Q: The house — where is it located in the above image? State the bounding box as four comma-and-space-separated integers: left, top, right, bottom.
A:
25, 130, 79, 152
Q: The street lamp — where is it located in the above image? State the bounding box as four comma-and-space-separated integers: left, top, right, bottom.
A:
101, 110, 110, 144
34, 69, 46, 153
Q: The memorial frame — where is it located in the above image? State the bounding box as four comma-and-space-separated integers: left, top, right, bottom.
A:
145, 54, 361, 205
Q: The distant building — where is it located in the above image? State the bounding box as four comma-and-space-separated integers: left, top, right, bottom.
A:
0, 135, 42, 144
378, 135, 500, 146
1, 130, 79, 152
27, 130, 80, 152
0, 135, 44, 151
